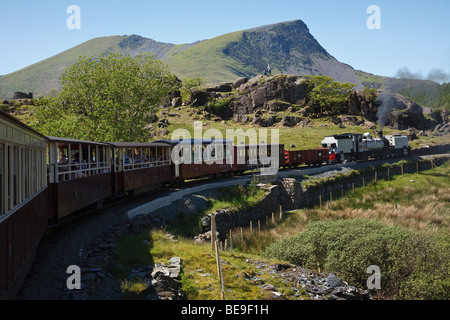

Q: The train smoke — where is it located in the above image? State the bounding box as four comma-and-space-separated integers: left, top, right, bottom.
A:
395, 67, 450, 83
376, 91, 395, 130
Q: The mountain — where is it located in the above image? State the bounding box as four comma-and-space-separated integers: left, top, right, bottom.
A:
0, 20, 364, 99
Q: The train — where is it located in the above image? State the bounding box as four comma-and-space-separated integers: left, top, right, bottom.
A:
0, 110, 410, 299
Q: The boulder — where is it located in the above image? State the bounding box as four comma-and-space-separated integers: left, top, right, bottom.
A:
171, 97, 182, 108
233, 77, 248, 89
13, 92, 33, 99
281, 116, 300, 127
205, 83, 233, 93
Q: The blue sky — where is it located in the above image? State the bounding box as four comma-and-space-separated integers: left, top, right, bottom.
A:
0, 0, 449, 81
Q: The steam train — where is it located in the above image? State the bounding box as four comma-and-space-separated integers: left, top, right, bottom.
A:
0, 110, 410, 299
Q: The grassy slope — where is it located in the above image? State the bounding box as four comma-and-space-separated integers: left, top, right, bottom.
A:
163, 30, 248, 83
0, 36, 123, 98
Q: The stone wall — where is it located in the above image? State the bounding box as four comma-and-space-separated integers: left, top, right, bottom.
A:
200, 185, 281, 241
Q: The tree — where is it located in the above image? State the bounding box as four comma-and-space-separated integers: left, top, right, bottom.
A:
180, 76, 205, 102
32, 52, 178, 142
304, 75, 356, 114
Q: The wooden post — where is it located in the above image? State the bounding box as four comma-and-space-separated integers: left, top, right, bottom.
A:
374, 171, 377, 183
401, 164, 404, 176
229, 230, 233, 249
431, 159, 434, 171
211, 215, 216, 252
215, 241, 221, 276
258, 220, 261, 232
362, 177, 365, 187
279, 206, 283, 221
341, 188, 344, 198
319, 195, 322, 209
352, 182, 355, 192
240, 227, 243, 242
272, 212, 275, 224
416, 162, 419, 173
214, 240, 225, 300
330, 191, 333, 202
266, 215, 269, 228
224, 239, 228, 251
250, 221, 252, 233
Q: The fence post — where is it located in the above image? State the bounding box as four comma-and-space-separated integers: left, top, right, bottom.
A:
375, 171, 377, 183
211, 215, 216, 252
214, 240, 226, 300
250, 221, 252, 233
401, 164, 404, 176
229, 230, 233, 249
279, 205, 283, 221
362, 177, 365, 187
258, 220, 261, 232
319, 195, 322, 209
330, 191, 333, 202
416, 162, 419, 173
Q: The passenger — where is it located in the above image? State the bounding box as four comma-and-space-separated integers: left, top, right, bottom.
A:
57, 151, 69, 181
134, 149, 141, 164
134, 148, 146, 165
124, 149, 132, 165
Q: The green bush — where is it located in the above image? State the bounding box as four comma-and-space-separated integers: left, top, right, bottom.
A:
207, 98, 231, 117
263, 219, 450, 299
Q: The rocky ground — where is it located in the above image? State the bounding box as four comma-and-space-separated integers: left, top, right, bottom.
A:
241, 259, 371, 300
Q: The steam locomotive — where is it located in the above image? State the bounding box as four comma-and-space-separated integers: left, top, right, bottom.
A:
321, 130, 410, 163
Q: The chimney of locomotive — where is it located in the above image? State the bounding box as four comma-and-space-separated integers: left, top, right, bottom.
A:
377, 128, 383, 139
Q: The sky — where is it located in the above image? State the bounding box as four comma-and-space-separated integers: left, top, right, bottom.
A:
0, 0, 449, 81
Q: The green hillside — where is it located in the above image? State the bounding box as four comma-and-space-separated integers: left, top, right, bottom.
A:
0, 36, 124, 99
0, 20, 363, 99
356, 70, 449, 110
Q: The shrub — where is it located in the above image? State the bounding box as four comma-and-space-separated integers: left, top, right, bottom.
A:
263, 219, 450, 299
207, 97, 231, 117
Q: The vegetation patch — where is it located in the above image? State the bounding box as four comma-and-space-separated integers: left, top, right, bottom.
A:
263, 219, 450, 299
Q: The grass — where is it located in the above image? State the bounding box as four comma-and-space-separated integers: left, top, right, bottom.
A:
108, 229, 302, 300
163, 183, 266, 238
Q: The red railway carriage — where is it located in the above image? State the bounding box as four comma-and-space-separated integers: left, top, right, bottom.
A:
47, 137, 113, 222
155, 139, 234, 181
234, 143, 285, 174
284, 147, 329, 167
109, 141, 173, 195
0, 111, 48, 300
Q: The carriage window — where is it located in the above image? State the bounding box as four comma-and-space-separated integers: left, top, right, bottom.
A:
13, 146, 18, 206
